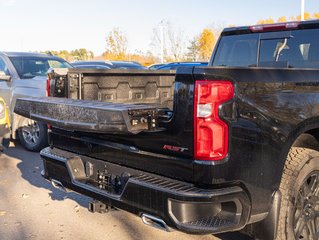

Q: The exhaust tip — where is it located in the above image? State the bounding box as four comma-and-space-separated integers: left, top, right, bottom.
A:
141, 213, 172, 232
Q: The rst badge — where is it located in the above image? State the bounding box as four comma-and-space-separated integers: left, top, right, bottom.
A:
163, 145, 188, 153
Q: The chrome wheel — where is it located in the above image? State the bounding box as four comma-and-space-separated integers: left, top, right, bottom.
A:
293, 171, 319, 240
21, 120, 40, 146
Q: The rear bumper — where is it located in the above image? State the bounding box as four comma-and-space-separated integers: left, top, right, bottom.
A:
40, 147, 251, 234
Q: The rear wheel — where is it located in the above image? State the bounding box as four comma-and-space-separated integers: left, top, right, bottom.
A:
277, 147, 319, 240
18, 119, 48, 152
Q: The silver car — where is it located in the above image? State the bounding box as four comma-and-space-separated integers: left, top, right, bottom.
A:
0, 52, 71, 151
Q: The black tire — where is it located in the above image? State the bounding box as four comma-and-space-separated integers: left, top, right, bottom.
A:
18, 121, 48, 152
277, 147, 319, 240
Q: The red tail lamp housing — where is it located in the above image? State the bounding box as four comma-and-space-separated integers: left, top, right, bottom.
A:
46, 78, 51, 97
46, 78, 52, 130
194, 81, 234, 161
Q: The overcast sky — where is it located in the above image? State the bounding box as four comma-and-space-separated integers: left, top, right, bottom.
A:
0, 0, 318, 55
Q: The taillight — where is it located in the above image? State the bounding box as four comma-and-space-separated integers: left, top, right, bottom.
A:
194, 80, 234, 161
250, 22, 300, 32
46, 78, 51, 97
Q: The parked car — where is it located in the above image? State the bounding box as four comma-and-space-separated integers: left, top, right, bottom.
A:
0, 52, 72, 151
15, 20, 319, 239
72, 60, 147, 70
156, 61, 208, 70
0, 97, 10, 150
147, 63, 166, 70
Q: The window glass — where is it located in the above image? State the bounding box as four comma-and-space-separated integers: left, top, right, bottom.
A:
259, 39, 289, 67
48, 60, 71, 68
213, 33, 259, 67
0, 58, 9, 75
259, 29, 319, 68
9, 57, 72, 79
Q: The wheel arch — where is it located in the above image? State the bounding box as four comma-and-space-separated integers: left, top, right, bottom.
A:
248, 117, 319, 239
277, 117, 319, 181
283, 117, 319, 157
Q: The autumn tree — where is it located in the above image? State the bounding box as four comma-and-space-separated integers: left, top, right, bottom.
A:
260, 12, 319, 25
44, 49, 94, 61
197, 29, 216, 61
277, 16, 287, 23
44, 50, 73, 61
71, 48, 94, 61
129, 51, 158, 66
104, 28, 128, 60
294, 12, 312, 21
57, 50, 72, 61
257, 18, 275, 24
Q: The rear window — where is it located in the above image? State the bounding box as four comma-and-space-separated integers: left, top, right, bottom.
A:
213, 28, 319, 69
259, 29, 319, 68
213, 34, 258, 67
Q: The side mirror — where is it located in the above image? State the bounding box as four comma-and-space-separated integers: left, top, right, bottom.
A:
0, 71, 11, 81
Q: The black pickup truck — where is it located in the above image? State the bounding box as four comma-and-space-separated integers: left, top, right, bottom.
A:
15, 20, 319, 240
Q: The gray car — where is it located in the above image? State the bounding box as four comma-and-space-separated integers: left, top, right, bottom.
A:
0, 52, 71, 151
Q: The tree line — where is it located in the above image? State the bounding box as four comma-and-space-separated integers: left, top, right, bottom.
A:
45, 12, 319, 65
43, 49, 94, 62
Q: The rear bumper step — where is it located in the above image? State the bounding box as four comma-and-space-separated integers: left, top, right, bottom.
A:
14, 97, 160, 134
40, 147, 251, 234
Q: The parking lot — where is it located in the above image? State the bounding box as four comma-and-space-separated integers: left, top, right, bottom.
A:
0, 142, 250, 240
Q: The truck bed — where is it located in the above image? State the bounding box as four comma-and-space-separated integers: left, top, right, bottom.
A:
51, 68, 176, 109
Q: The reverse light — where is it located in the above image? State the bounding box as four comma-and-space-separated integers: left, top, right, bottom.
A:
194, 81, 234, 161
250, 22, 300, 32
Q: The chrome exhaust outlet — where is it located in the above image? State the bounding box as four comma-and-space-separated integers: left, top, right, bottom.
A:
51, 179, 69, 193
141, 213, 172, 232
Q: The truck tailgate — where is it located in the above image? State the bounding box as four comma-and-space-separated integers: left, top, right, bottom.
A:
14, 97, 159, 134
15, 68, 196, 182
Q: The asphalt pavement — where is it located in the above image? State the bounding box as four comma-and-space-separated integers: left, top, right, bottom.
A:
0, 142, 252, 240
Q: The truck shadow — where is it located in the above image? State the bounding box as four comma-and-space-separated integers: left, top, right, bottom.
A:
216, 233, 253, 240
7, 142, 89, 208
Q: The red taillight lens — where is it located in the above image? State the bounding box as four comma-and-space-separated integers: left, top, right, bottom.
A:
46, 78, 51, 97
194, 81, 234, 161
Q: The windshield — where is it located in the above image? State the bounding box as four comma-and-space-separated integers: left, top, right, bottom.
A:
10, 56, 72, 79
